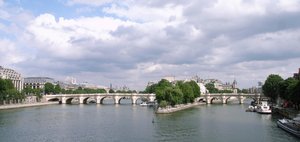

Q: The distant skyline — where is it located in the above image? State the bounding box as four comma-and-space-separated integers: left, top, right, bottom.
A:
1, 0, 300, 90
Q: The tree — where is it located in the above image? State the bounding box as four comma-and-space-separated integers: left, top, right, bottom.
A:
241, 89, 249, 94
145, 84, 157, 93
109, 89, 115, 93
159, 100, 168, 108
44, 82, 55, 94
155, 79, 173, 104
289, 81, 300, 110
0, 78, 25, 104
54, 84, 62, 94
279, 77, 298, 100
262, 74, 284, 103
205, 83, 219, 93
188, 81, 201, 99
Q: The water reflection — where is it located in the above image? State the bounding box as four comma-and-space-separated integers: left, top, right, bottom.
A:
0, 103, 299, 142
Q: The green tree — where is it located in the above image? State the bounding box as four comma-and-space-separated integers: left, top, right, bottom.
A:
188, 81, 201, 99
279, 77, 298, 100
54, 84, 62, 94
159, 100, 168, 108
262, 74, 284, 103
145, 84, 157, 93
146, 79, 201, 107
205, 83, 219, 93
289, 81, 300, 109
177, 81, 193, 103
241, 89, 249, 94
109, 89, 115, 93
44, 82, 55, 94
34, 88, 43, 102
0, 78, 25, 104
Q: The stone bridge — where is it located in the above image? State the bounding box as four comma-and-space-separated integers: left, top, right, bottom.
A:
199, 93, 263, 104
44, 93, 156, 104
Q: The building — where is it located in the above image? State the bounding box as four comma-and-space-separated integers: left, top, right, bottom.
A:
23, 77, 55, 89
0, 66, 23, 91
202, 78, 237, 92
293, 68, 300, 80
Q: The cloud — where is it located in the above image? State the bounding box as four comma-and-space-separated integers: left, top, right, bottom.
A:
67, 0, 113, 6
1, 0, 300, 90
25, 13, 136, 59
0, 39, 26, 66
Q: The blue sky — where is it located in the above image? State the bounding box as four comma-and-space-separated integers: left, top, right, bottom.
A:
1, 0, 300, 90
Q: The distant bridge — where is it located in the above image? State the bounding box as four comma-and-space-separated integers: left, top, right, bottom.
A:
199, 93, 263, 104
45, 92, 264, 105
45, 93, 156, 104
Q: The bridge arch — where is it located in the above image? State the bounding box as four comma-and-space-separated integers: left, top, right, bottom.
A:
65, 97, 75, 104
100, 97, 115, 104
210, 97, 222, 104
82, 97, 89, 104
134, 97, 149, 104
118, 96, 132, 104
225, 96, 239, 104
47, 98, 60, 102
240, 96, 257, 104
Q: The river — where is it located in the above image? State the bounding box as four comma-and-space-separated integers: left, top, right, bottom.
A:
0, 99, 298, 142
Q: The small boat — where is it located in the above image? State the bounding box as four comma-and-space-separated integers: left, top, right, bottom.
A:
246, 105, 256, 112
140, 102, 148, 106
277, 118, 300, 137
256, 101, 272, 114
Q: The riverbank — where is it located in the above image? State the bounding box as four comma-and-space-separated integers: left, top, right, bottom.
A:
0, 102, 58, 110
156, 102, 206, 114
273, 106, 300, 119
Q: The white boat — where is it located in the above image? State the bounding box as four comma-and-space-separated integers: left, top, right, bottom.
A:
140, 102, 148, 106
246, 105, 255, 112
256, 101, 272, 114
277, 118, 300, 137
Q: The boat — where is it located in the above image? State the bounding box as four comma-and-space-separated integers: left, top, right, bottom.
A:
140, 102, 148, 106
277, 118, 300, 137
256, 101, 272, 114
246, 105, 256, 112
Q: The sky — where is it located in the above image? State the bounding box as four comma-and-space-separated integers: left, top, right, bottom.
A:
1, 0, 300, 90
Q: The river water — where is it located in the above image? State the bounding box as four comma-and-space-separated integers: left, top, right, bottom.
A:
0, 100, 298, 142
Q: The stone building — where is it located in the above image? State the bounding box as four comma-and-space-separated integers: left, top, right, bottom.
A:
0, 66, 23, 91
203, 78, 237, 92
23, 77, 55, 89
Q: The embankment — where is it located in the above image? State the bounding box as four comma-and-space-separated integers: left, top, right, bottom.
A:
156, 102, 206, 114
0, 102, 58, 110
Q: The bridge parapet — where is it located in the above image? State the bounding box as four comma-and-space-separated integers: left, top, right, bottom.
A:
44, 93, 156, 104
202, 93, 261, 104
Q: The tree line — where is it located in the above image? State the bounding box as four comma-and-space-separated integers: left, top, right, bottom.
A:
144, 79, 200, 108
23, 82, 107, 96
108, 89, 137, 93
0, 78, 25, 104
204, 83, 234, 93
262, 74, 300, 109
41, 83, 107, 94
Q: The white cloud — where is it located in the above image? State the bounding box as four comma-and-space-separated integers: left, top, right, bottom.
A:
104, 3, 185, 23
26, 13, 136, 59
277, 0, 300, 12
1, 0, 300, 89
0, 0, 3, 7
0, 39, 25, 66
197, 0, 268, 22
67, 0, 113, 6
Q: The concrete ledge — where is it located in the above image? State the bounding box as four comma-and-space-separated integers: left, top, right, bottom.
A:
156, 102, 206, 114
273, 106, 300, 119
0, 102, 58, 110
